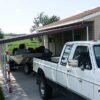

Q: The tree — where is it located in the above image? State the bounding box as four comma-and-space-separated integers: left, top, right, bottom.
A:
0, 28, 4, 39
30, 12, 60, 32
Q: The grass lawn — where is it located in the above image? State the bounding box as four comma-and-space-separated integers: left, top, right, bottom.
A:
5, 35, 42, 53
0, 87, 5, 100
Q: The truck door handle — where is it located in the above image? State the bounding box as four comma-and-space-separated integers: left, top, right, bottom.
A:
98, 90, 100, 92
79, 79, 82, 83
67, 70, 71, 72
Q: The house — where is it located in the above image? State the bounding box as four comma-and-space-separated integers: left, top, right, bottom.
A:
38, 7, 100, 56
0, 7, 100, 56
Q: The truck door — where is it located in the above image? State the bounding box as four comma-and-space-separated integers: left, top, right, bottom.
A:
93, 45, 100, 100
67, 45, 94, 99
56, 44, 73, 87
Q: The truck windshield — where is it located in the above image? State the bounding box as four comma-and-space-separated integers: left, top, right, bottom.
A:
94, 45, 100, 68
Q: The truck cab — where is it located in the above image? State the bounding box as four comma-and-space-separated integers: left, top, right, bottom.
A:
57, 41, 100, 100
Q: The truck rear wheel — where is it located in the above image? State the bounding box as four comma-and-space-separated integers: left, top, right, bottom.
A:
39, 77, 52, 100
24, 65, 31, 75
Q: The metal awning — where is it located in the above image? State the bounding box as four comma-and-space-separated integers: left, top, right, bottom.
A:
0, 22, 91, 44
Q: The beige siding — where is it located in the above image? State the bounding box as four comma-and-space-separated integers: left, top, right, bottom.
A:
49, 42, 56, 56
48, 35, 56, 56
45, 15, 100, 55
94, 15, 100, 40
48, 34, 63, 56
43, 35, 49, 49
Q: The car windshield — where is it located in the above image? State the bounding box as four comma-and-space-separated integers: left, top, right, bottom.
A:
94, 45, 100, 68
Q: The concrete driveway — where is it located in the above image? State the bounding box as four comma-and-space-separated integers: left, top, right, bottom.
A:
10, 70, 85, 100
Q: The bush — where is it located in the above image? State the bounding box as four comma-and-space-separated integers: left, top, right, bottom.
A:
0, 87, 5, 100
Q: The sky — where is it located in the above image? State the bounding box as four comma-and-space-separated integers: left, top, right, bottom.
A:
0, 0, 100, 34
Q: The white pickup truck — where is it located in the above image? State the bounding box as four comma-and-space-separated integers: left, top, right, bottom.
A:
33, 41, 100, 100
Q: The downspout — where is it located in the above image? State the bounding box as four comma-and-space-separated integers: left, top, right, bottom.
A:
86, 26, 89, 41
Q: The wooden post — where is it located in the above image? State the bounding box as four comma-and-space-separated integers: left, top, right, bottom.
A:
86, 26, 89, 41
43, 35, 49, 49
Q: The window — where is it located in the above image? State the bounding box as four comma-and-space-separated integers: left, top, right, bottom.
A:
93, 45, 100, 68
73, 46, 92, 70
60, 45, 72, 66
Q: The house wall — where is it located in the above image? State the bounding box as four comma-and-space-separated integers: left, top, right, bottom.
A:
43, 35, 49, 49
94, 15, 100, 40
43, 15, 100, 56
48, 31, 73, 56
45, 25, 94, 56
47, 26, 94, 56
88, 24, 94, 40
48, 36, 56, 56
48, 34, 63, 56
55, 33, 64, 55
74, 26, 94, 41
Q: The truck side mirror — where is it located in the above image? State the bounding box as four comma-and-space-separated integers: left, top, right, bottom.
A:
68, 60, 78, 67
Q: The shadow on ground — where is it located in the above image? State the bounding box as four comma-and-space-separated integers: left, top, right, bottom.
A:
12, 70, 85, 100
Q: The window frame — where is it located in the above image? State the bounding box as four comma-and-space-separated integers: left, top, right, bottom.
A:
72, 45, 92, 70
60, 44, 73, 66
93, 45, 100, 68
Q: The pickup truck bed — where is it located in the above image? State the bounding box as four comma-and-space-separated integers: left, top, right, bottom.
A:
33, 57, 58, 82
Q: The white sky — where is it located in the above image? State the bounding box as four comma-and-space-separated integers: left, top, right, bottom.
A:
0, 0, 99, 34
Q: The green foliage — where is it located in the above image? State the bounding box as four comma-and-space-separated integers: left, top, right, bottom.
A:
49, 15, 60, 24
0, 29, 4, 39
0, 87, 5, 100
0, 34, 4, 39
31, 12, 60, 32
7, 38, 42, 53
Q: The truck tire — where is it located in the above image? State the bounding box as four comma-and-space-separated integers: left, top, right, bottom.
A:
38, 76, 52, 100
24, 65, 31, 75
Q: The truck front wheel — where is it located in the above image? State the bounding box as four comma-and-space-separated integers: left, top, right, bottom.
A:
39, 77, 52, 100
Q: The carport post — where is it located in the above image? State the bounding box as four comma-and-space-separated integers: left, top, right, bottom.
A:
43, 35, 49, 49
86, 26, 89, 41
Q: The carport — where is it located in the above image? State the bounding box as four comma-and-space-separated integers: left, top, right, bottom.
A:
40, 21, 92, 56
0, 23, 89, 100
0, 22, 91, 55
0, 22, 89, 100
0, 23, 90, 44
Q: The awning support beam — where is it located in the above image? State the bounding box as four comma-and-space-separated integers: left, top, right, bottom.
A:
86, 26, 89, 41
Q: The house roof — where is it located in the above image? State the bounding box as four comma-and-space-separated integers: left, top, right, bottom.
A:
0, 7, 99, 44
38, 7, 100, 31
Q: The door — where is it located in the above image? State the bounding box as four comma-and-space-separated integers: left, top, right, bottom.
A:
56, 44, 73, 87
93, 45, 100, 100
67, 45, 94, 99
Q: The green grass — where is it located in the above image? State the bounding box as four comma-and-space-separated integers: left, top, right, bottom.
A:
5, 35, 42, 53
8, 38, 42, 53
0, 87, 5, 100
